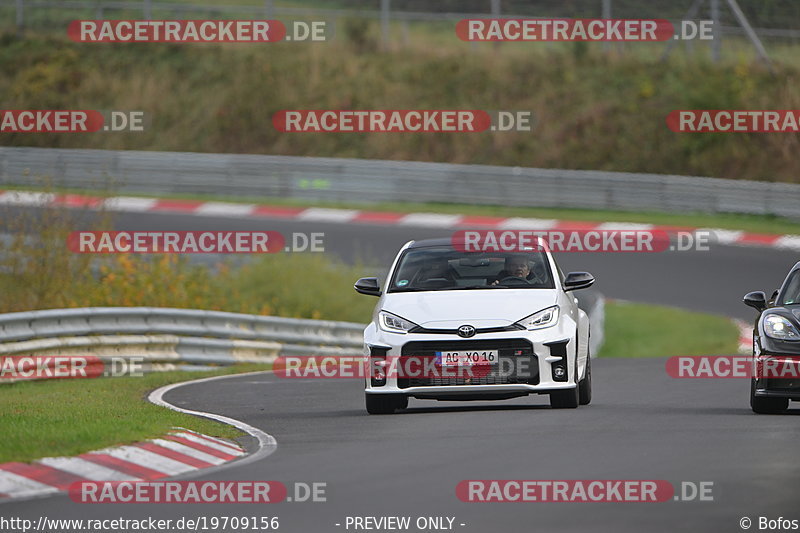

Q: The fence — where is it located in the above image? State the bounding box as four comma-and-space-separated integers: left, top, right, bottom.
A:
3, 0, 800, 57
2, 146, 800, 218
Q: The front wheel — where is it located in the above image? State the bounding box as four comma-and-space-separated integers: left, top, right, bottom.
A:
365, 393, 406, 415
750, 379, 788, 414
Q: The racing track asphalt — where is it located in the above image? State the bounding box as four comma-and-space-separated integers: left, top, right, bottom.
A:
3, 208, 800, 533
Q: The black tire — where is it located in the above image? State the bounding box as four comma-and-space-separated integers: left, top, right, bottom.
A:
750, 379, 789, 414
578, 353, 592, 406
365, 394, 405, 415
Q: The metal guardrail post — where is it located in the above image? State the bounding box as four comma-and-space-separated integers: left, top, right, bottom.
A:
16, 0, 24, 37
380, 0, 390, 49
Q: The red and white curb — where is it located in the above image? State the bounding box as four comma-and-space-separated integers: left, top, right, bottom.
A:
0, 429, 244, 501
3, 190, 800, 251
0, 371, 278, 503
736, 320, 752, 354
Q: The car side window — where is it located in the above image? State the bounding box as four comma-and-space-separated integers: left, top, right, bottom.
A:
780, 271, 800, 305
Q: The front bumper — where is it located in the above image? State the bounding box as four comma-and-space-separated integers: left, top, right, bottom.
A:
363, 319, 579, 398
752, 343, 800, 399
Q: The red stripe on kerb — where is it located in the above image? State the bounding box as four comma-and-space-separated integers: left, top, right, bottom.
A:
737, 233, 781, 245
176, 430, 243, 453
0, 462, 86, 489
457, 216, 507, 228
134, 443, 213, 468
79, 453, 166, 480
164, 436, 239, 460
53, 194, 104, 208
251, 205, 306, 218
352, 211, 406, 224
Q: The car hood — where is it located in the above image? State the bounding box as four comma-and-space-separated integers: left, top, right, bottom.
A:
382, 289, 559, 328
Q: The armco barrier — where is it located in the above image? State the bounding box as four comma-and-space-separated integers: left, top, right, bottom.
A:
0, 307, 366, 368
2, 147, 800, 217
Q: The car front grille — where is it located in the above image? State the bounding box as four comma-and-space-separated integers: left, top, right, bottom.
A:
398, 339, 538, 388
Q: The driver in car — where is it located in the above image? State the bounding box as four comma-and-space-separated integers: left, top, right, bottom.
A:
491, 255, 531, 285
413, 257, 457, 285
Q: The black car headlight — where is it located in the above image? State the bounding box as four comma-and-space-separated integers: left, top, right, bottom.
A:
764, 314, 800, 341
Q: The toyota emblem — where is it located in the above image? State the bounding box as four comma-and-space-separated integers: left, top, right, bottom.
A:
457, 325, 476, 338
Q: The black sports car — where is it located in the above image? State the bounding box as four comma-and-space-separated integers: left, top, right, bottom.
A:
744, 261, 800, 414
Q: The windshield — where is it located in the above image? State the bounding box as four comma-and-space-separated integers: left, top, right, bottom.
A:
388, 246, 555, 292
779, 271, 800, 306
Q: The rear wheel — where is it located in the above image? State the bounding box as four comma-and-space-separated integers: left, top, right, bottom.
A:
578, 353, 592, 406
750, 379, 789, 414
365, 393, 406, 415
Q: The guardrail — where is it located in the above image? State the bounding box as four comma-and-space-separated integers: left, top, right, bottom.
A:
0, 307, 365, 370
2, 146, 800, 218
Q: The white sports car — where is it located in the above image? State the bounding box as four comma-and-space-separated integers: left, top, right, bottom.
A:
354, 237, 595, 414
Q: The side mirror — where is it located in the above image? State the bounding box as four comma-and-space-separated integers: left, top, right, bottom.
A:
354, 277, 381, 297
564, 272, 595, 292
743, 291, 767, 312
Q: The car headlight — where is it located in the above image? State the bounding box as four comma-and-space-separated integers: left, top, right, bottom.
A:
379, 311, 419, 334
515, 306, 560, 330
763, 314, 800, 340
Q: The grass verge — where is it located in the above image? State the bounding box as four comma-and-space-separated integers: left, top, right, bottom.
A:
598, 301, 739, 358
0, 364, 271, 464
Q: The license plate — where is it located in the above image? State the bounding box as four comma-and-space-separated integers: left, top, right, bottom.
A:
436, 350, 499, 367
